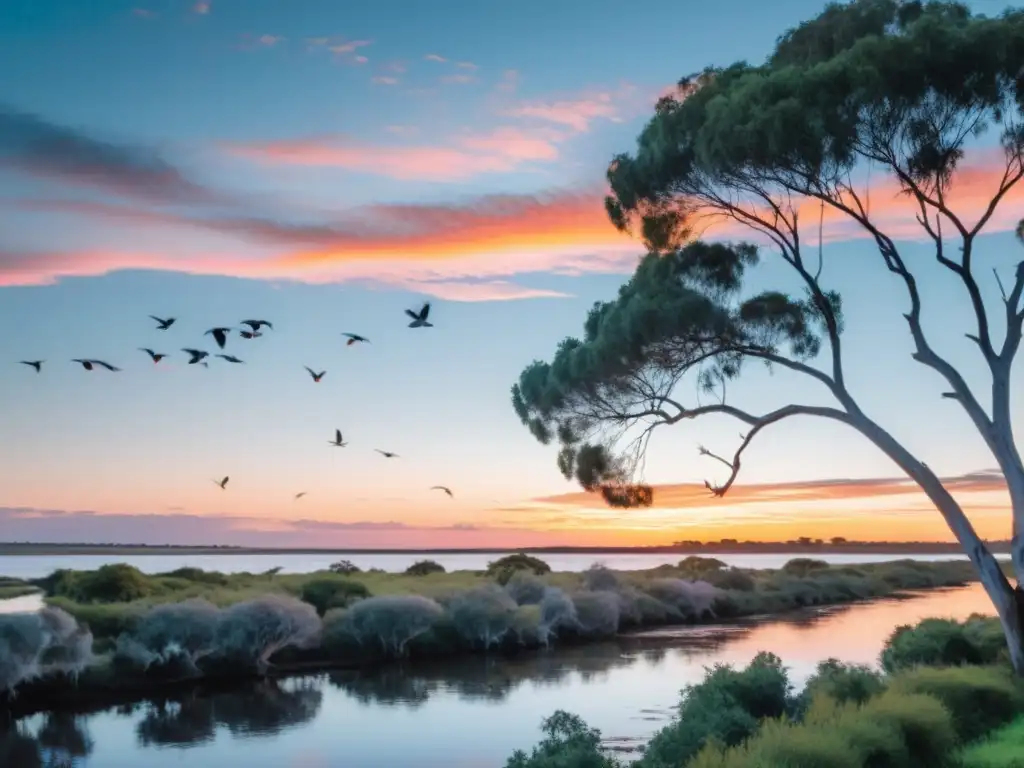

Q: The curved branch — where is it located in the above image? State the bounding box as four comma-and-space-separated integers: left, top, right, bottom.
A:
691, 403, 851, 496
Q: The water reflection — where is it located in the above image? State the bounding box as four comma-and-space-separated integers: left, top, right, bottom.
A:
1, 712, 93, 767
135, 678, 322, 748
5, 584, 996, 768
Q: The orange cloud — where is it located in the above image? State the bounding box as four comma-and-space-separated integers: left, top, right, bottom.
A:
225, 127, 562, 181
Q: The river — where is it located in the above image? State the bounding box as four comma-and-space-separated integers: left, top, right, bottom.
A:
2, 583, 995, 768
0, 551, 991, 580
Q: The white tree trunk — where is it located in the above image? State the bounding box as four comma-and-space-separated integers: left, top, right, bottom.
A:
848, 412, 1024, 674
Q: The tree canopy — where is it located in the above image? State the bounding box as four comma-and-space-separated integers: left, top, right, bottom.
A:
513, 0, 1024, 510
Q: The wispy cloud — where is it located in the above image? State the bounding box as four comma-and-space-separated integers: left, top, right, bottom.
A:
441, 74, 477, 85
535, 470, 1009, 509
224, 126, 562, 180
504, 90, 622, 132
132, 8, 156, 19
0, 105, 216, 204
193, 1, 210, 14
424, 54, 447, 63
371, 76, 399, 86
457, 61, 478, 70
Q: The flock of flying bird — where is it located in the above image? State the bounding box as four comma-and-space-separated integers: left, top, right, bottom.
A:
16, 301, 455, 502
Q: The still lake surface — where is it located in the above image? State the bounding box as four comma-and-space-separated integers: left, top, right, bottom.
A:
0, 550, 990, 580
2, 583, 995, 768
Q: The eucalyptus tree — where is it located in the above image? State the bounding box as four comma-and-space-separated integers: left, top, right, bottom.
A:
511, 0, 1024, 670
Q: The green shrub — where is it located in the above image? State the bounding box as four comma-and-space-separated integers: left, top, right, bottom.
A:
677, 556, 727, 578
405, 560, 445, 576
58, 565, 154, 603
487, 554, 552, 585
781, 558, 831, 577
881, 617, 1006, 673
704, 569, 756, 592
887, 665, 1024, 742
154, 567, 229, 586
328, 560, 361, 575
796, 659, 886, 714
689, 690, 956, 768
959, 717, 1024, 768
299, 579, 371, 616
504, 711, 620, 768
639, 652, 791, 767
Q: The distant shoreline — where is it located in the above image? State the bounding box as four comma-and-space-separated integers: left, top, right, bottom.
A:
0, 541, 1010, 557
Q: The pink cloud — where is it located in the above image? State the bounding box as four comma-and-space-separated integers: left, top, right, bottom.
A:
389, 279, 570, 302
193, 1, 210, 14
353, 55, 368, 64
371, 76, 399, 86
424, 54, 447, 62
224, 126, 562, 180
504, 91, 621, 132
258, 34, 284, 47
457, 61, 478, 70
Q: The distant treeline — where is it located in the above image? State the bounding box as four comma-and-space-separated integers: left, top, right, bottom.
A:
0, 538, 1012, 556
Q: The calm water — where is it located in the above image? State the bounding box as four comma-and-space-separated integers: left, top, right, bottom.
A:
0, 551, 989, 580
2, 584, 995, 768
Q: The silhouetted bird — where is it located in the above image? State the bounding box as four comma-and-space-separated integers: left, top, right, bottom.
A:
216, 354, 244, 364
205, 327, 231, 349
239, 330, 263, 339
375, 449, 398, 458
214, 476, 230, 490
305, 366, 326, 382
329, 429, 348, 447
72, 359, 120, 371
294, 492, 307, 500
343, 333, 369, 346
405, 303, 433, 328
139, 348, 167, 363
431, 485, 454, 498
241, 320, 273, 332
19, 360, 43, 372
183, 348, 209, 365
150, 315, 176, 330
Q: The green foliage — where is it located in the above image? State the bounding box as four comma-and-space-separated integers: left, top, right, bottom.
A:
881, 616, 1007, 673
405, 560, 446, 577
781, 558, 831, 577
677, 556, 728, 578
886, 665, 1024, 742
328, 560, 361, 575
959, 717, 1024, 768
299, 578, 371, 616
639, 651, 791, 767
794, 659, 886, 716
50, 564, 154, 603
487, 554, 552, 585
504, 711, 621, 768
703, 568, 756, 592
689, 689, 957, 768
155, 568, 230, 586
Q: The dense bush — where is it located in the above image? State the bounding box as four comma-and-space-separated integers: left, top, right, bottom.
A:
213, 596, 321, 672
677, 556, 727, 578
570, 591, 620, 638
155, 567, 229, 586
405, 560, 446, 576
538, 587, 578, 641
887, 665, 1024, 742
643, 579, 718, 620
793, 659, 886, 716
640, 652, 791, 767
328, 560, 361, 575
446, 584, 519, 649
781, 558, 831, 577
505, 710, 619, 768
0, 608, 93, 694
703, 568, 756, 592
43, 565, 154, 603
689, 690, 957, 768
324, 595, 444, 657
959, 717, 1024, 768
581, 565, 623, 592
299, 579, 370, 616
486, 554, 552, 584
114, 599, 219, 674
881, 616, 1007, 673
504, 571, 548, 605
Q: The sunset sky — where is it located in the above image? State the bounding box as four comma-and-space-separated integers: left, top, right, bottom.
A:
0, 0, 1020, 548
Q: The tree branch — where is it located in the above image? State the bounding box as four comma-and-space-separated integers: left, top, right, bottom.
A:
689, 403, 851, 497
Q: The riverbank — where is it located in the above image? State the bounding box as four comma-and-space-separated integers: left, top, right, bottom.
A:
0, 557, 997, 718
502, 614, 1022, 767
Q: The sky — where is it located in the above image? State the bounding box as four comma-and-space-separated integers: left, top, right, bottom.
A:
0, 0, 1021, 549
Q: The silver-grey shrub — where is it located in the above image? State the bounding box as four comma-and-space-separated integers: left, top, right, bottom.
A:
644, 579, 720, 619
326, 595, 444, 657
538, 587, 577, 642
114, 598, 220, 673
0, 607, 93, 694
570, 591, 620, 637
214, 595, 321, 671
504, 571, 548, 605
446, 584, 518, 649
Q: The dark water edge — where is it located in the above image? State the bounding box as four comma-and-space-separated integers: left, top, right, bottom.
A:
2, 585, 995, 768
